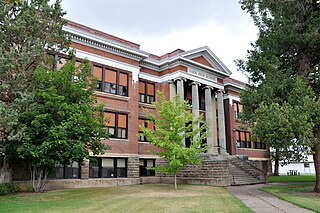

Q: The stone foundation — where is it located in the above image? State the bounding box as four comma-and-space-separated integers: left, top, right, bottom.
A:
12, 155, 268, 190
14, 178, 141, 191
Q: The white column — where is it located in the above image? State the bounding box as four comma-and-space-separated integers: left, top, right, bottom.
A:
176, 78, 185, 101
217, 90, 227, 154
211, 91, 218, 153
204, 86, 215, 154
176, 78, 185, 146
191, 82, 200, 140
169, 80, 176, 100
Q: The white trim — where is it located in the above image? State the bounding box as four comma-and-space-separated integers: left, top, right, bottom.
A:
75, 49, 140, 82
248, 157, 270, 161
224, 94, 241, 106
143, 56, 229, 77
64, 25, 149, 58
224, 82, 245, 90
181, 46, 232, 75
139, 71, 224, 89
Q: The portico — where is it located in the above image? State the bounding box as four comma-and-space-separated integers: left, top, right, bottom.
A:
170, 77, 226, 155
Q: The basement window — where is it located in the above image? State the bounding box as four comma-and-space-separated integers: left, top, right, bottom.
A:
89, 157, 127, 178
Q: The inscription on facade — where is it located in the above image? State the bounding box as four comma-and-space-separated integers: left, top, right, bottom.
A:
188, 68, 217, 82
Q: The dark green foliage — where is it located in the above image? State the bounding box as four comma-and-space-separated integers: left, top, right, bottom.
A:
0, 0, 69, 183
14, 59, 109, 192
18, 59, 109, 167
238, 0, 320, 190
0, 182, 14, 195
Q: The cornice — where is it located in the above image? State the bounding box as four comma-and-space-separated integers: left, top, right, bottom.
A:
224, 82, 245, 91
141, 55, 230, 78
139, 71, 224, 90
64, 26, 149, 61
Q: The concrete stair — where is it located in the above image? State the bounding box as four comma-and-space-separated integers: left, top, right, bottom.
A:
229, 157, 266, 186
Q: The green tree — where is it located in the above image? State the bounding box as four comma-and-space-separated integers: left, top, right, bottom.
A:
16, 59, 109, 192
141, 92, 208, 190
0, 0, 69, 183
238, 0, 320, 192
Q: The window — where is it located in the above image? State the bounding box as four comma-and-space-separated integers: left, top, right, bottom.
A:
105, 112, 128, 139
234, 102, 243, 120
93, 66, 128, 96
93, 65, 103, 91
236, 131, 251, 148
139, 81, 155, 104
253, 137, 266, 149
139, 159, 155, 176
48, 162, 80, 179
89, 157, 127, 178
138, 119, 154, 142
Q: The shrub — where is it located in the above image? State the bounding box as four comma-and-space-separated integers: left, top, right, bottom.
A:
14, 184, 34, 193
0, 183, 15, 195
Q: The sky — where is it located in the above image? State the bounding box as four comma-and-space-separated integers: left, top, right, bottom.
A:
60, 0, 258, 83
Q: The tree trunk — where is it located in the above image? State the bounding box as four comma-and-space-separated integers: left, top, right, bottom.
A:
31, 166, 48, 193
313, 144, 320, 193
274, 158, 280, 176
0, 156, 12, 183
273, 151, 280, 176
313, 129, 320, 193
174, 175, 177, 190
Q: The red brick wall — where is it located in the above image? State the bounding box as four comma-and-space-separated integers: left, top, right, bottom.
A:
224, 97, 269, 159
71, 43, 139, 67
191, 56, 213, 68
67, 21, 140, 49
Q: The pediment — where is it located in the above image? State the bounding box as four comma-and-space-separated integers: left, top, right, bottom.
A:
191, 56, 213, 68
181, 46, 232, 76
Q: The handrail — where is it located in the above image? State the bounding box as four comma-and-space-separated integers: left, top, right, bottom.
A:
220, 146, 267, 183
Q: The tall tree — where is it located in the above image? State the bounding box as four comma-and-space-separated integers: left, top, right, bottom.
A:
238, 0, 320, 192
15, 59, 109, 192
0, 0, 69, 183
141, 92, 208, 190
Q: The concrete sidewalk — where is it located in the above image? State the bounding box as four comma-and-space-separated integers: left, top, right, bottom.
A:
227, 184, 315, 213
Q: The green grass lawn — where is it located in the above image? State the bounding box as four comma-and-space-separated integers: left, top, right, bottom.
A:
268, 174, 316, 183
260, 184, 320, 213
0, 184, 253, 213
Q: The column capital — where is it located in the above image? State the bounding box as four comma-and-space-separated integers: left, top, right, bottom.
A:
189, 81, 201, 86
203, 85, 214, 91
174, 77, 187, 82
217, 89, 225, 94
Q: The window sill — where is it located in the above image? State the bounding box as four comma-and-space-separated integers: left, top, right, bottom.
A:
236, 147, 253, 150
139, 102, 156, 109
88, 177, 128, 179
107, 138, 129, 142
138, 141, 151, 144
95, 91, 130, 101
252, 149, 268, 151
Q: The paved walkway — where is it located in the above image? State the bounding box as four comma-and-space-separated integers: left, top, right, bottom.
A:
227, 183, 315, 213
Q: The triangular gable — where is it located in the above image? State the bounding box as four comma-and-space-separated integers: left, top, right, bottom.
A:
181, 46, 232, 76
191, 56, 213, 68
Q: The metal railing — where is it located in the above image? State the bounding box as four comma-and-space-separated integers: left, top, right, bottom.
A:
220, 146, 267, 183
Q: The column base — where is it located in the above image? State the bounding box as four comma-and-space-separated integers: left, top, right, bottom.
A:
207, 146, 219, 155
219, 147, 229, 156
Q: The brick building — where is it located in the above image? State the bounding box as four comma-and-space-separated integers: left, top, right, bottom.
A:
13, 21, 270, 188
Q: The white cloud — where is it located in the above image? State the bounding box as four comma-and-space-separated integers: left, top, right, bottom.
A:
60, 0, 257, 83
